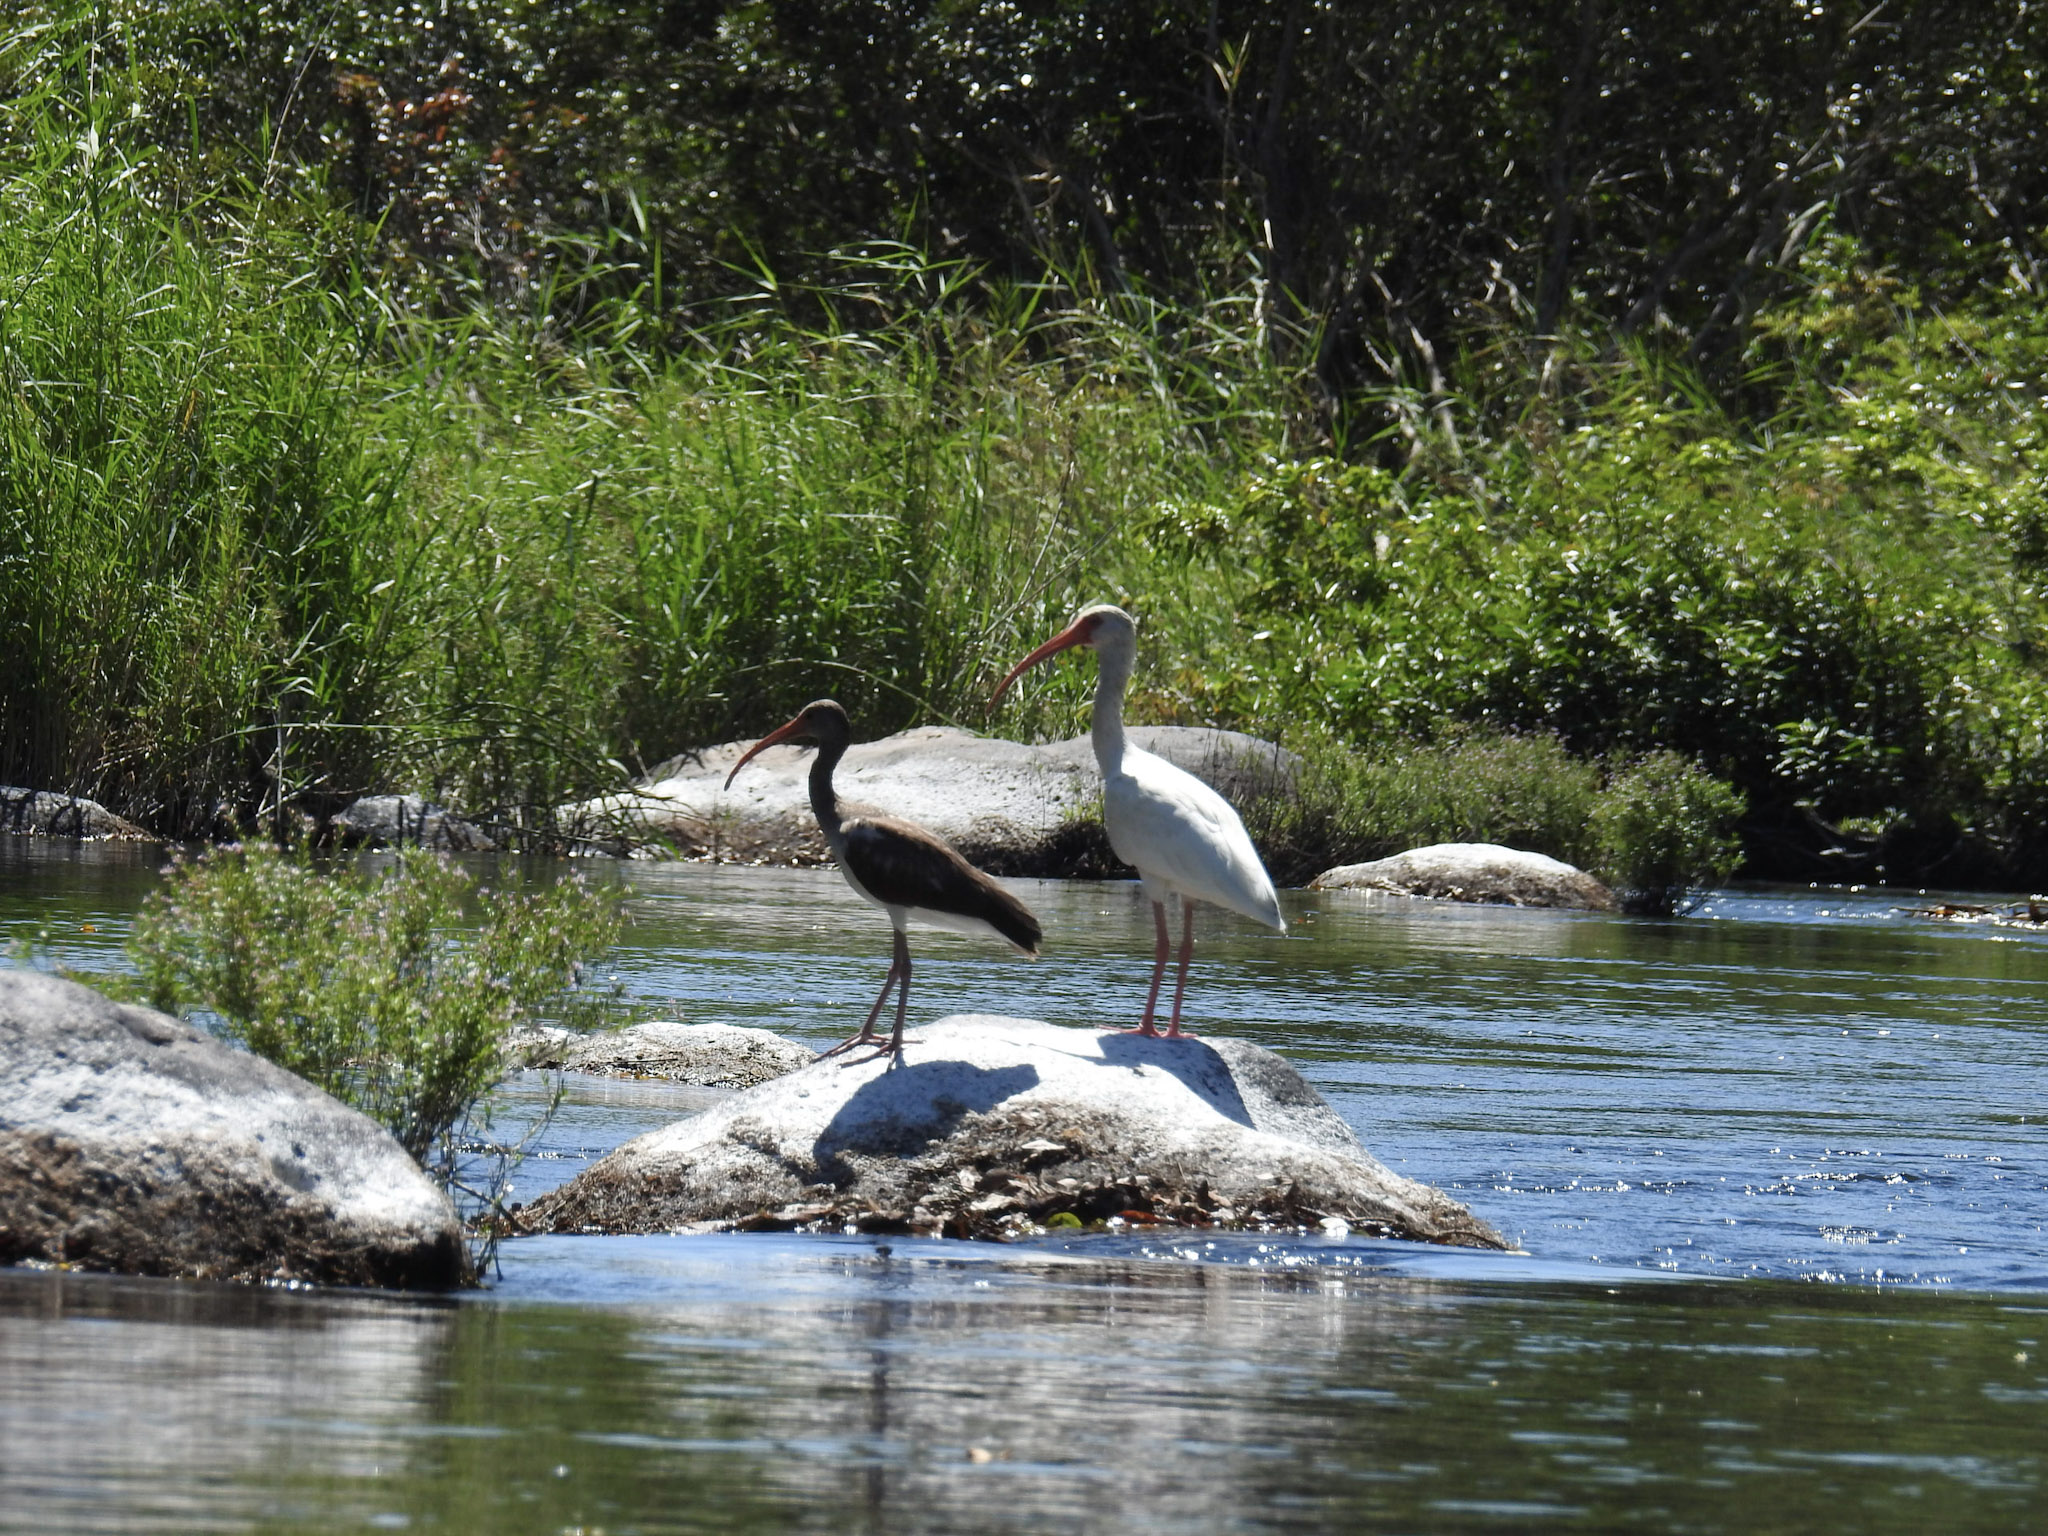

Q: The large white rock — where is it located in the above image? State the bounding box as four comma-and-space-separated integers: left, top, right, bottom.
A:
0, 972, 465, 1288
1312, 842, 1615, 911
562, 725, 1295, 869
513, 1019, 812, 1088
526, 1014, 1503, 1249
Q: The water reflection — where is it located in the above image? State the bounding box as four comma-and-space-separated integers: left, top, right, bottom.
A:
3, 1252, 2043, 1533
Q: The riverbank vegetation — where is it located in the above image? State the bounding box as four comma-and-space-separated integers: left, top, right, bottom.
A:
4, 1, 2045, 889
130, 844, 621, 1257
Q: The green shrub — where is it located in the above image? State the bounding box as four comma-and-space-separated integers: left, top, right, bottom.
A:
1249, 728, 1604, 886
129, 846, 622, 1164
1591, 753, 1748, 915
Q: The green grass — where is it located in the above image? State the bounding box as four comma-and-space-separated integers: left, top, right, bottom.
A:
0, 27, 1266, 837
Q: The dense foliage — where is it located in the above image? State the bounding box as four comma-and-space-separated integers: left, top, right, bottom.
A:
4, 1, 2046, 888
131, 845, 621, 1162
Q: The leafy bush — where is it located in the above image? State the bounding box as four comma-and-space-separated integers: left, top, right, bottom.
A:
1592, 753, 1748, 915
130, 847, 622, 1164
1249, 729, 1602, 887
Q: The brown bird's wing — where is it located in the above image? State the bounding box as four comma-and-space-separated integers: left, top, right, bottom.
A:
838, 813, 1043, 954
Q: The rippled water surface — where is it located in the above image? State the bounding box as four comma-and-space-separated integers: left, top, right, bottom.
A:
3, 841, 2046, 1532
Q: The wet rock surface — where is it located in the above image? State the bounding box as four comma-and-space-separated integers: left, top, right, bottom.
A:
1313, 842, 1616, 911
0, 788, 151, 841
510, 1019, 812, 1088
565, 726, 1295, 872
0, 972, 465, 1288
332, 794, 494, 851
523, 1014, 1504, 1248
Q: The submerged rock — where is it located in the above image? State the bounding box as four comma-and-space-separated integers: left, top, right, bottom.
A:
0, 972, 465, 1289
0, 787, 150, 841
1312, 842, 1616, 911
332, 794, 494, 851
512, 1019, 812, 1088
524, 1014, 1504, 1249
563, 725, 1295, 872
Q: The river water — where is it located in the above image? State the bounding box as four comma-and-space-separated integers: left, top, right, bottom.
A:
2, 841, 2044, 1532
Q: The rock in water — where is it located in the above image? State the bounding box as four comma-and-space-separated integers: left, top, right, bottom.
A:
525, 1015, 1505, 1249
1313, 842, 1616, 911
331, 793, 493, 851
0, 787, 150, 841
563, 724, 1295, 870
0, 972, 465, 1288
511, 1019, 812, 1088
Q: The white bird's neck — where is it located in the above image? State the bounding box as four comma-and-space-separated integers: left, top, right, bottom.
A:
1089, 629, 1135, 776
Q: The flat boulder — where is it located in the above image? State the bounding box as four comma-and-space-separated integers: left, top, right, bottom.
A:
513, 1019, 812, 1088
1313, 842, 1616, 911
0, 972, 465, 1288
0, 788, 150, 841
524, 1014, 1504, 1249
563, 726, 1295, 873
332, 793, 494, 851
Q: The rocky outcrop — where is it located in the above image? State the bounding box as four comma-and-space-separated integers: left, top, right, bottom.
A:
524, 1014, 1504, 1249
510, 1019, 812, 1088
0, 788, 150, 841
0, 972, 465, 1288
1312, 842, 1616, 911
563, 726, 1296, 872
332, 794, 494, 851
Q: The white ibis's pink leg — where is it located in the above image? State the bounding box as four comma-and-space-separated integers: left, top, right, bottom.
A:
1164, 900, 1198, 1038
1133, 900, 1170, 1036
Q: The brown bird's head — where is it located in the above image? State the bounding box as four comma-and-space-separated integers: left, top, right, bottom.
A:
723, 699, 853, 790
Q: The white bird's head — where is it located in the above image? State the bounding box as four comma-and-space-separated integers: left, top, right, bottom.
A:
991, 605, 1136, 705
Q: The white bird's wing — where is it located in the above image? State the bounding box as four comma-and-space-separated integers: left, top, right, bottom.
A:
1106, 750, 1285, 930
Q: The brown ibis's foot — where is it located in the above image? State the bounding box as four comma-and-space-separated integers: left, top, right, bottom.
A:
841, 1033, 922, 1064
816, 1029, 881, 1059
1122, 1022, 1163, 1037
1162, 1025, 1196, 1039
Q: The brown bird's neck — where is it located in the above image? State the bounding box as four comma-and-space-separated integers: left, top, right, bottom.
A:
807, 735, 849, 841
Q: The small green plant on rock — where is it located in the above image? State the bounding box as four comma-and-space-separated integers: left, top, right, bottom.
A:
1592, 753, 1748, 915
130, 846, 623, 1166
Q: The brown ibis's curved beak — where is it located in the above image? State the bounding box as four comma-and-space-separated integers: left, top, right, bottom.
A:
991, 617, 1093, 706
723, 713, 812, 790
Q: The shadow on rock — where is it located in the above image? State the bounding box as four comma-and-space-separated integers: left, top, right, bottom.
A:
814, 1060, 1040, 1171
1094, 1033, 1254, 1130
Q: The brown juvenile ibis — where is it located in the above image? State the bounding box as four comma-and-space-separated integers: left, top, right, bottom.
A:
724, 699, 1043, 1056
993, 604, 1284, 1037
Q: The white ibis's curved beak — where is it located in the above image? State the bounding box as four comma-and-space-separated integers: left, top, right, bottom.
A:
724, 713, 811, 790
992, 617, 1093, 705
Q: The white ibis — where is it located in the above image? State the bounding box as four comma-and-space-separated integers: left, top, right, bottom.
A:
724, 699, 1043, 1056
993, 605, 1284, 1037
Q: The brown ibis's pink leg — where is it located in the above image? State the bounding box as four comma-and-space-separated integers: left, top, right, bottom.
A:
832, 929, 920, 1060
884, 927, 914, 1052
1163, 900, 1198, 1038
820, 929, 909, 1057
1132, 900, 1170, 1036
